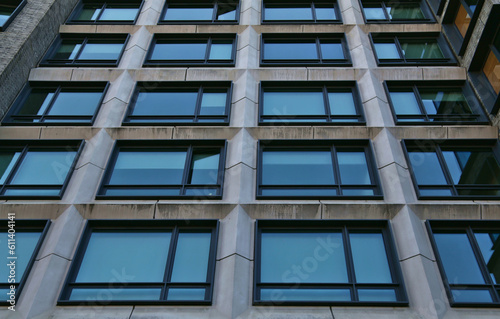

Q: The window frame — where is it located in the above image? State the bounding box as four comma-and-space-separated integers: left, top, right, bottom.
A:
66, 0, 144, 25
144, 34, 237, 67
39, 33, 129, 67
261, 0, 342, 24
58, 219, 219, 305
260, 33, 351, 67
258, 81, 365, 125
0, 140, 84, 199
159, 0, 240, 25
0, 0, 27, 31
96, 139, 227, 199
2, 81, 109, 126
253, 219, 408, 306
426, 220, 500, 307
122, 82, 232, 126
359, 0, 435, 24
370, 32, 457, 66
0, 219, 50, 306
402, 139, 500, 200
256, 139, 383, 200
384, 80, 489, 125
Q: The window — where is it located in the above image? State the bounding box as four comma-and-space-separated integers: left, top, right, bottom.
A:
160, 0, 239, 24
59, 220, 218, 305
254, 220, 407, 305
0, 220, 50, 305
257, 140, 382, 199
360, 0, 434, 23
427, 220, 500, 306
483, 30, 500, 96
2, 82, 108, 125
97, 140, 226, 199
0, 140, 83, 198
385, 81, 488, 124
403, 139, 500, 199
371, 33, 456, 66
144, 34, 236, 67
262, 0, 341, 24
123, 82, 232, 125
259, 82, 364, 124
40, 34, 129, 67
67, 0, 143, 24
0, 0, 26, 31
261, 34, 351, 66
442, 0, 483, 55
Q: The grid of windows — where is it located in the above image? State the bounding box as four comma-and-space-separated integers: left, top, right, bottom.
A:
67, 0, 143, 24
160, 0, 239, 24
360, 0, 434, 23
0, 0, 26, 31
262, 0, 340, 23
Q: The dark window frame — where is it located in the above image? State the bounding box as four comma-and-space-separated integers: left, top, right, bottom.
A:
123, 81, 232, 126
0, 219, 50, 306
66, 0, 144, 25
253, 219, 408, 306
260, 33, 351, 67
402, 139, 500, 200
2, 81, 109, 126
261, 0, 342, 24
256, 139, 383, 200
0, 0, 27, 31
159, 0, 240, 25
258, 81, 365, 125
370, 32, 457, 66
359, 0, 435, 24
144, 34, 237, 67
39, 33, 129, 67
58, 219, 219, 305
0, 140, 84, 199
384, 80, 489, 125
426, 220, 500, 307
97, 139, 227, 199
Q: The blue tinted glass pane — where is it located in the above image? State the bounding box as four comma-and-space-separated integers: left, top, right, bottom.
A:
99, 8, 138, 21
474, 232, 500, 284
452, 289, 493, 303
170, 233, 211, 282
184, 187, 218, 196
17, 91, 54, 116
76, 232, 171, 283
69, 288, 161, 301
419, 90, 471, 116
315, 7, 336, 20
151, 43, 207, 60
264, 43, 318, 60
350, 233, 392, 283
109, 151, 187, 185
337, 152, 371, 185
103, 188, 181, 196
78, 43, 123, 60
189, 153, 220, 184
217, 6, 236, 20
53, 43, 82, 60
200, 93, 227, 115
0, 232, 41, 283
74, 6, 100, 21
408, 152, 447, 185
419, 189, 452, 196
168, 288, 206, 301
321, 43, 344, 59
0, 152, 21, 184
342, 189, 375, 196
3, 189, 61, 196
374, 43, 400, 59
261, 188, 337, 196
263, 92, 325, 116
209, 43, 232, 60
390, 92, 421, 115
0, 289, 9, 297
387, 5, 425, 20
265, 7, 313, 20
400, 42, 444, 59
358, 289, 396, 302
11, 151, 76, 185
164, 8, 213, 21
260, 288, 351, 302
434, 233, 485, 284
364, 7, 386, 19
261, 232, 348, 283
131, 92, 197, 116
48, 92, 102, 116
442, 151, 500, 185
262, 151, 335, 185
328, 92, 356, 115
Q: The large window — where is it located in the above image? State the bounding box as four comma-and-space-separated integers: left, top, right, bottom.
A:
0, 140, 83, 199
371, 33, 456, 66
442, 0, 483, 55
144, 34, 236, 67
360, 0, 434, 23
259, 82, 364, 124
67, 0, 143, 24
0, 0, 26, 31
261, 34, 350, 66
257, 140, 382, 199
59, 220, 218, 305
483, 30, 500, 96
262, 0, 341, 24
254, 220, 407, 306
123, 82, 232, 125
385, 81, 488, 124
97, 140, 226, 199
427, 220, 500, 306
40, 34, 129, 67
160, 0, 239, 24
3, 82, 108, 125
403, 139, 500, 199
0, 220, 50, 305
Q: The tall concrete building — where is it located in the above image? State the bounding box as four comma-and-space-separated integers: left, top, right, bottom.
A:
0, 0, 500, 318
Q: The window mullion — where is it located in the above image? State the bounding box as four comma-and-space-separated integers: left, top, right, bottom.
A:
343, 226, 358, 301
212, 3, 218, 23
311, 3, 317, 22
205, 37, 213, 63
412, 85, 430, 121
193, 86, 204, 122
161, 226, 180, 300
330, 145, 342, 195
95, 3, 107, 22
394, 37, 405, 62
181, 146, 195, 194
73, 38, 88, 62
1, 146, 29, 189
316, 37, 323, 63
40, 86, 62, 122
381, 3, 391, 21
322, 86, 332, 122
435, 146, 458, 196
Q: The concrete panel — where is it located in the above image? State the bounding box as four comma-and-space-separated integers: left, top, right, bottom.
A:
102, 70, 136, 104
0, 203, 70, 219
63, 163, 104, 203
363, 97, 392, 127
28, 68, 73, 81
307, 68, 356, 81
378, 163, 416, 204
133, 68, 186, 81
322, 203, 404, 219
39, 127, 100, 140
241, 203, 322, 219
313, 127, 379, 139
387, 127, 448, 140
224, 162, 256, 203
239, 307, 333, 319
105, 127, 173, 140
94, 98, 129, 128
231, 98, 258, 128
75, 203, 155, 219
75, 129, 114, 169
375, 68, 424, 81
246, 127, 314, 139
481, 203, 500, 219
186, 69, 241, 81
49, 306, 133, 319
251, 69, 308, 81
218, 206, 253, 260
226, 129, 257, 169
447, 126, 499, 139
173, 127, 240, 140
71, 69, 124, 82
373, 129, 408, 169
155, 203, 237, 220
409, 204, 481, 220
0, 127, 41, 139
59, 25, 96, 33
422, 67, 467, 80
